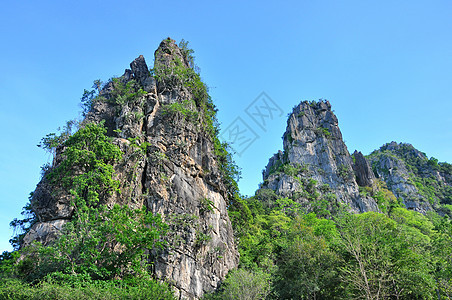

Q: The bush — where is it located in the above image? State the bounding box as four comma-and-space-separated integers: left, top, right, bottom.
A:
207, 269, 270, 300
46, 122, 123, 209
0, 275, 175, 300
161, 100, 199, 122
17, 204, 168, 282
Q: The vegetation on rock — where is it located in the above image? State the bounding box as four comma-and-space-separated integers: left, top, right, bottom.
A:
368, 142, 452, 213
224, 188, 452, 299
156, 39, 240, 199
3, 77, 173, 299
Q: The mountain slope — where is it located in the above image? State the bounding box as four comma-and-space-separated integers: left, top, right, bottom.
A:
22, 38, 239, 299
259, 100, 452, 217
368, 141, 452, 214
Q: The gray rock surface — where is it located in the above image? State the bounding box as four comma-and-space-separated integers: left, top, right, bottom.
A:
24, 38, 238, 299
130, 55, 156, 93
366, 141, 450, 214
22, 219, 68, 247
352, 150, 375, 187
261, 100, 379, 213
154, 38, 192, 104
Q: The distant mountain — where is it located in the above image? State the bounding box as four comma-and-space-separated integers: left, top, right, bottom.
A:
368, 141, 452, 214
260, 100, 452, 216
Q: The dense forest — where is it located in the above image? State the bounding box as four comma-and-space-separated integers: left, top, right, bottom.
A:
1, 39, 451, 299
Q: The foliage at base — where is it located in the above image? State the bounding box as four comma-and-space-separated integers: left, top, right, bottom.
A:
227, 189, 452, 299
0, 274, 175, 300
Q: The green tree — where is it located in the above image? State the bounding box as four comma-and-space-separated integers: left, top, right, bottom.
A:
431, 216, 452, 298
17, 205, 167, 282
212, 269, 270, 300
336, 211, 435, 299
46, 121, 123, 209
16, 122, 170, 282
274, 214, 341, 299
81, 79, 104, 115
38, 119, 78, 159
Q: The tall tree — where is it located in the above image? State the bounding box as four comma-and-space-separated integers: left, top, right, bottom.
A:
337, 211, 435, 299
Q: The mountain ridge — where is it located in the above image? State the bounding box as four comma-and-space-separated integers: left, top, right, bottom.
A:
4, 38, 452, 299
258, 100, 452, 216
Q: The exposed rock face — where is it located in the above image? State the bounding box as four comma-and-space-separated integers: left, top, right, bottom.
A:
154, 41, 192, 104
130, 55, 157, 93
352, 150, 375, 187
24, 38, 238, 299
370, 144, 423, 211
367, 142, 452, 214
261, 100, 379, 213
22, 219, 67, 247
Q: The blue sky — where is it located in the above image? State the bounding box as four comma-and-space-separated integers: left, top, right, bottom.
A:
1, 0, 451, 252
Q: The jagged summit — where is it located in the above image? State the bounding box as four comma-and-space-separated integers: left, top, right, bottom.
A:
130, 54, 157, 93
24, 38, 238, 299
154, 38, 191, 70
261, 100, 379, 213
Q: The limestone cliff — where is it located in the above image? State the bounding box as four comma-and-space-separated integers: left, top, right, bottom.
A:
23, 38, 239, 299
261, 100, 379, 213
367, 142, 452, 214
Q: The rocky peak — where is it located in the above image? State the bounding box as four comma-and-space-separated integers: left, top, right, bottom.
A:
153, 38, 193, 104
262, 100, 379, 213
24, 38, 238, 299
352, 150, 376, 187
154, 38, 190, 70
130, 55, 156, 93
262, 150, 285, 180
380, 141, 428, 160
367, 142, 452, 214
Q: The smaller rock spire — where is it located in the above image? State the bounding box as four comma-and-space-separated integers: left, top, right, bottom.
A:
130, 55, 156, 93
352, 150, 376, 187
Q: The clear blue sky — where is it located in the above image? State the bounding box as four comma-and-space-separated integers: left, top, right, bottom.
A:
1, 0, 451, 252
